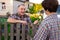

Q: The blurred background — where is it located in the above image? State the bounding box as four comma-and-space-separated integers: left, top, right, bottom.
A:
0, 0, 60, 18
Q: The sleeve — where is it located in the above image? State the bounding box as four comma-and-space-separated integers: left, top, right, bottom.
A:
33, 22, 49, 40
27, 16, 32, 23
9, 14, 17, 19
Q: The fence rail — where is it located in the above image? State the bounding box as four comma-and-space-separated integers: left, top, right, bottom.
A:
0, 22, 38, 40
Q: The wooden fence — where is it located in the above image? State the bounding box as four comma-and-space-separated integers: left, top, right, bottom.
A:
0, 15, 39, 40
0, 22, 38, 40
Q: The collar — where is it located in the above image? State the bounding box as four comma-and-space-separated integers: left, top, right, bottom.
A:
45, 13, 57, 20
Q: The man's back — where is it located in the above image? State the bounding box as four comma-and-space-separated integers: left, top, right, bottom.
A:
45, 14, 60, 40
33, 13, 60, 40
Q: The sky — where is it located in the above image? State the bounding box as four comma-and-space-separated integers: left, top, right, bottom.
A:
29, 0, 60, 5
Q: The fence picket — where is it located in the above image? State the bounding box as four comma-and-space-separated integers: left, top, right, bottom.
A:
4, 23, 8, 40
10, 23, 14, 40
16, 23, 20, 40
0, 23, 37, 40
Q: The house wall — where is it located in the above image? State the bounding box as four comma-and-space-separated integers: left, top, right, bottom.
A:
0, 0, 13, 15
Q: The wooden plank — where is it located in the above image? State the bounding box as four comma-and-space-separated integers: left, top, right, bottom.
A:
22, 24, 25, 40
0, 23, 2, 40
10, 23, 14, 40
27, 23, 31, 40
28, 23, 36, 40
27, 35, 30, 40
4, 22, 8, 40
16, 23, 20, 40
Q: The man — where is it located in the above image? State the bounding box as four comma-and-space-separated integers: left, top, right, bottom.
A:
7, 4, 29, 24
7, 4, 38, 33
7, 4, 38, 24
33, 0, 60, 40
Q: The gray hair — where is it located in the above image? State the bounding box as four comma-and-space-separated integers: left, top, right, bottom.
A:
18, 4, 25, 8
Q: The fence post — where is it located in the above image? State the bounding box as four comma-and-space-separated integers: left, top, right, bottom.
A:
27, 23, 31, 40
32, 24, 37, 36
10, 23, 14, 40
4, 22, 8, 40
22, 24, 25, 40
16, 23, 20, 40
28, 23, 37, 40
0, 23, 2, 40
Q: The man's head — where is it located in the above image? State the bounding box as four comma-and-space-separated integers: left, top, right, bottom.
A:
17, 4, 25, 16
42, 0, 58, 15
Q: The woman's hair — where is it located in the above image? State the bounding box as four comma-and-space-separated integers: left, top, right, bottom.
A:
42, 0, 58, 12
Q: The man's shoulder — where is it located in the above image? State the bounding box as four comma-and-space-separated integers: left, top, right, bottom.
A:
41, 19, 48, 24
9, 13, 18, 19
11, 13, 18, 16
24, 14, 29, 18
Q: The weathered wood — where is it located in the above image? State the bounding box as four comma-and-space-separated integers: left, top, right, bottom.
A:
27, 23, 31, 40
16, 23, 20, 40
28, 23, 37, 40
0, 22, 37, 40
22, 24, 25, 40
4, 23, 8, 40
10, 23, 14, 40
32, 24, 37, 36
0, 16, 39, 40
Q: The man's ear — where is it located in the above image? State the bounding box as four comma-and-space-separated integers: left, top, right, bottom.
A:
46, 9, 49, 12
45, 9, 50, 15
45, 9, 49, 13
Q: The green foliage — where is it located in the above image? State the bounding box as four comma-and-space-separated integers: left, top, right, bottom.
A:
29, 6, 35, 14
